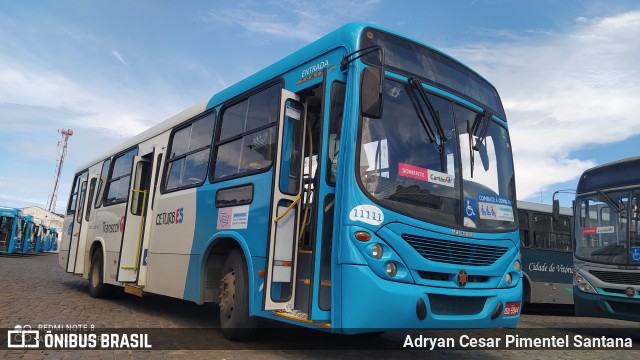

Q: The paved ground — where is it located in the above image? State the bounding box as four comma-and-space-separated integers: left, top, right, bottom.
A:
1, 253, 639, 359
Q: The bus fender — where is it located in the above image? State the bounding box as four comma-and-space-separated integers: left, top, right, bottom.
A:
196, 232, 254, 307
86, 238, 107, 280
521, 271, 533, 303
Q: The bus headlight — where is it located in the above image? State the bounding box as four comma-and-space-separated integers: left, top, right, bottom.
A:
514, 260, 521, 272
505, 273, 512, 285
574, 274, 597, 294
386, 262, 398, 277
372, 244, 383, 259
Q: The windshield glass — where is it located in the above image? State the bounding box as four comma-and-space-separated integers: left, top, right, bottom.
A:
575, 189, 640, 265
360, 28, 505, 119
357, 77, 516, 231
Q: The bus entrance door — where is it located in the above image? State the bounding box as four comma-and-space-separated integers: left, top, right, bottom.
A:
73, 174, 98, 275
66, 172, 88, 272
264, 90, 306, 311
117, 153, 153, 283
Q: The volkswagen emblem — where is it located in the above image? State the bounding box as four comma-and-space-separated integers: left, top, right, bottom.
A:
457, 270, 468, 287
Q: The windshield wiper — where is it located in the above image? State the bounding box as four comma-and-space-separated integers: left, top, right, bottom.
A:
468, 109, 493, 178
409, 77, 447, 142
407, 82, 436, 143
471, 109, 492, 151
407, 77, 447, 171
597, 189, 625, 213
467, 120, 475, 178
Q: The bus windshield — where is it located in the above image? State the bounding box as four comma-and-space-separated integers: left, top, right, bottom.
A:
575, 189, 640, 265
360, 28, 505, 119
358, 77, 516, 231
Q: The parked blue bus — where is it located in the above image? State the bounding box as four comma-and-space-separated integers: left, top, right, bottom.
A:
19, 214, 36, 253
59, 23, 521, 339
34, 219, 45, 252
44, 226, 58, 252
0, 207, 21, 254
518, 201, 573, 306
571, 156, 640, 321
50, 227, 58, 251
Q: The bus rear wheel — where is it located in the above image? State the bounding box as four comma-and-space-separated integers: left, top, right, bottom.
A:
219, 249, 256, 340
88, 250, 113, 298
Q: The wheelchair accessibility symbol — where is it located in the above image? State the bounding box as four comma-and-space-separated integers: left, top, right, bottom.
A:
465, 198, 477, 220
631, 248, 640, 263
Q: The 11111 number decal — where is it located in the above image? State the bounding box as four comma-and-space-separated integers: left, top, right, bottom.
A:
349, 204, 384, 226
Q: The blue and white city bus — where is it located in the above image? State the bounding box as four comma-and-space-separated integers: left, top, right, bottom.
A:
34, 219, 45, 252
59, 23, 521, 339
45, 226, 58, 252
518, 201, 573, 306
571, 156, 640, 322
43, 226, 52, 251
19, 214, 36, 253
50, 227, 59, 251
0, 207, 21, 254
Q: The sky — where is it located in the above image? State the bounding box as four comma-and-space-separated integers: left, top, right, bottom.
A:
1, 0, 639, 214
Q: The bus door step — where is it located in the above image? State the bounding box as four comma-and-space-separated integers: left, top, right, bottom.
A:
300, 279, 332, 287
124, 284, 144, 297
272, 309, 331, 328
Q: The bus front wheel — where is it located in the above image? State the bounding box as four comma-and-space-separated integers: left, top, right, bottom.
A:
88, 250, 113, 298
219, 249, 256, 340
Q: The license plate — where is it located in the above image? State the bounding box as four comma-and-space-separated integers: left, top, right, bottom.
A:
503, 302, 520, 317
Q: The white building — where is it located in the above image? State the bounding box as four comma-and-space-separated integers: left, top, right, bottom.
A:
20, 206, 64, 232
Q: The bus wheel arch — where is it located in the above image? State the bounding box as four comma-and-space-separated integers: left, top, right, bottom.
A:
88, 242, 114, 298
219, 248, 257, 340
202, 237, 244, 304
202, 237, 256, 340
522, 273, 532, 304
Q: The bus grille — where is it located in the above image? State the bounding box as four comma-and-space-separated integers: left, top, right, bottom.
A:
402, 234, 509, 266
428, 294, 487, 315
589, 271, 640, 285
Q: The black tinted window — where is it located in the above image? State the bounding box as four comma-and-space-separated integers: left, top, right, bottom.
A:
105, 148, 137, 205
212, 84, 280, 181
165, 113, 215, 191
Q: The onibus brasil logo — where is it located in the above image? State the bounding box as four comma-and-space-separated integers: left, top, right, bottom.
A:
7, 325, 39, 348
6, 324, 152, 349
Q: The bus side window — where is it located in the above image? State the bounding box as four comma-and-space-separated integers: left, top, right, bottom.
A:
212, 84, 279, 181
327, 82, 346, 185
85, 178, 97, 221
0, 217, 11, 243
216, 184, 254, 208
164, 112, 215, 191
532, 213, 552, 250
631, 193, 640, 247
66, 174, 83, 215
518, 211, 531, 247
76, 181, 87, 224
95, 159, 111, 208
104, 148, 138, 206
553, 215, 572, 251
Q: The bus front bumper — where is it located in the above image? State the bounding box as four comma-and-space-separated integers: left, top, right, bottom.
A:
573, 287, 640, 322
338, 264, 521, 332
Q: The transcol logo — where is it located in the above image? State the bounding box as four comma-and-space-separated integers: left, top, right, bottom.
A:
102, 216, 125, 233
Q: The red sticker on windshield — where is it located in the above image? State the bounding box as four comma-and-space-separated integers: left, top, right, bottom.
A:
398, 163, 428, 182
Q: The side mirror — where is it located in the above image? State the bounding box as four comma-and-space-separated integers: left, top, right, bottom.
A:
360, 67, 384, 119
552, 199, 560, 222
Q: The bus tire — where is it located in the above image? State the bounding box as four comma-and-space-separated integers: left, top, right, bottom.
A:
88, 250, 113, 298
219, 249, 256, 340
